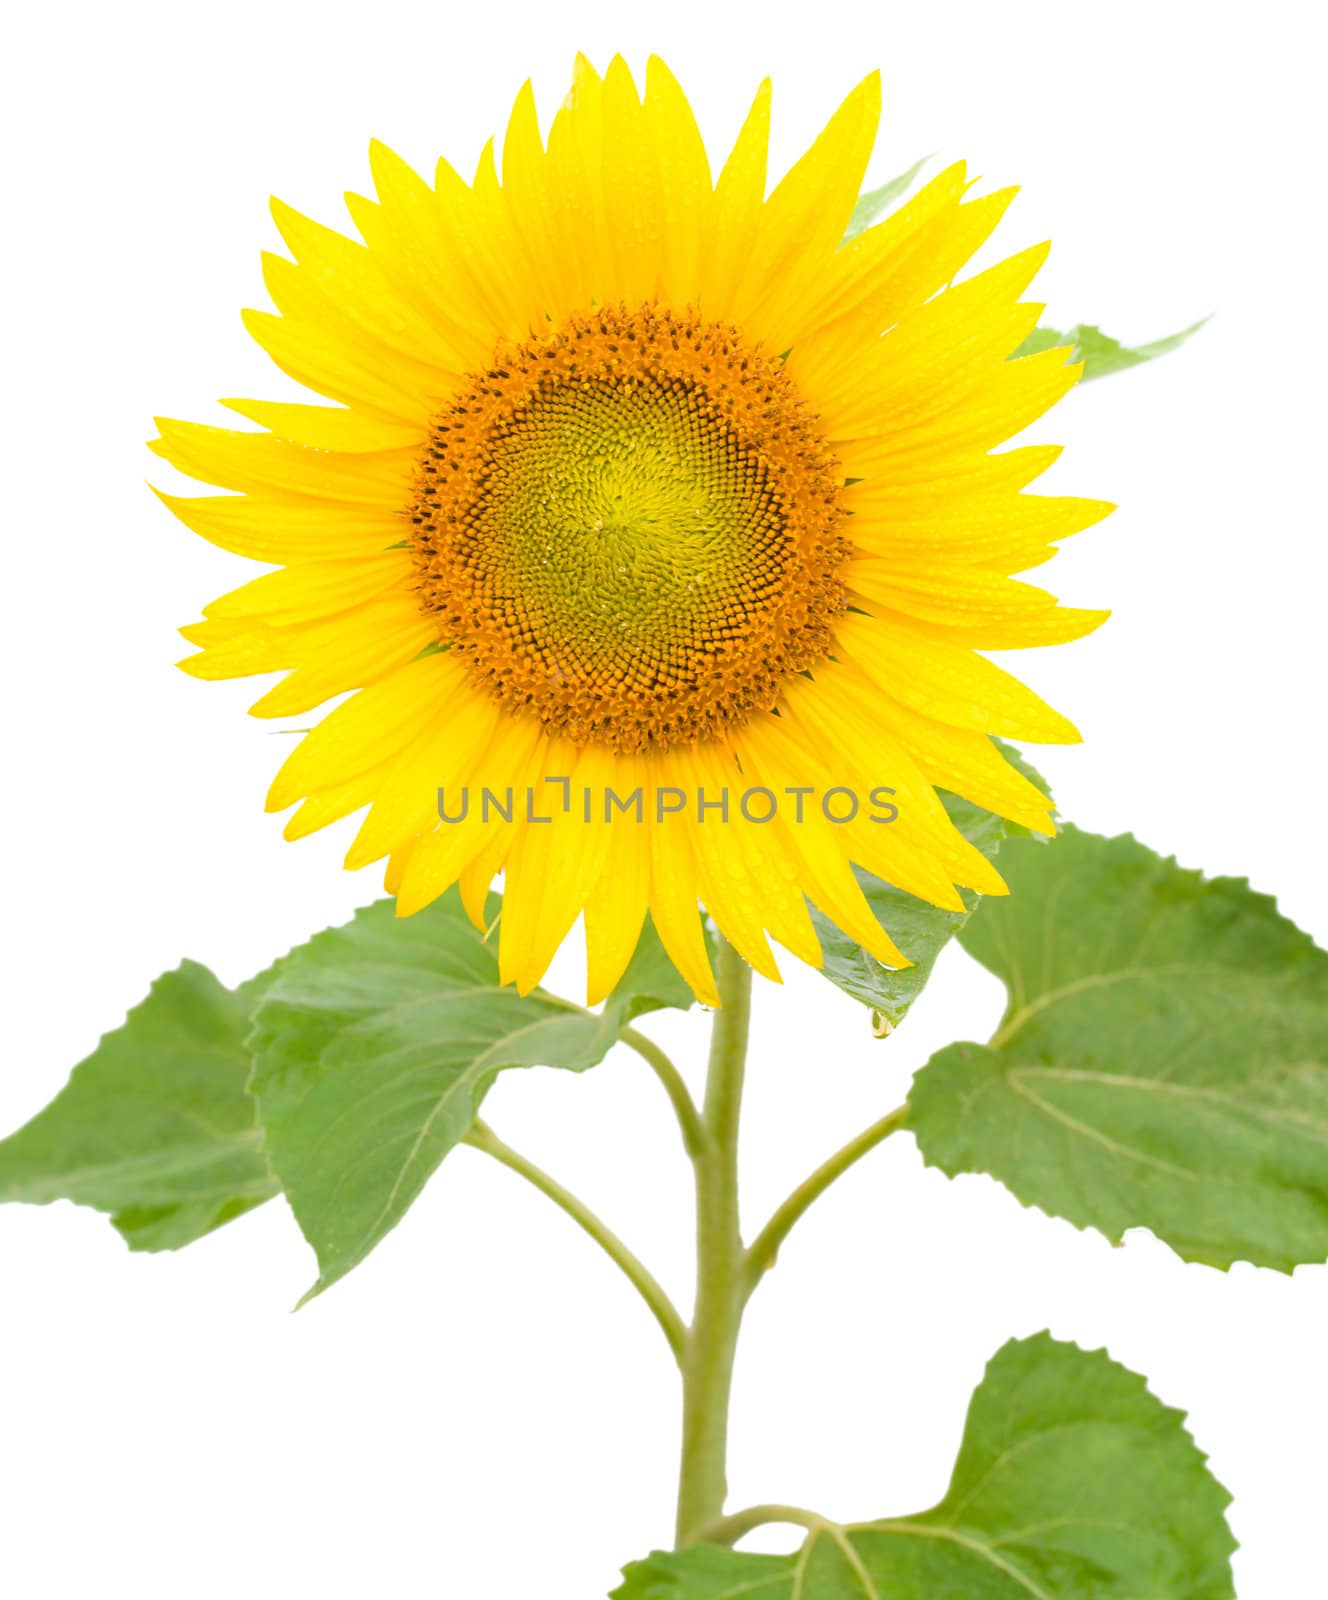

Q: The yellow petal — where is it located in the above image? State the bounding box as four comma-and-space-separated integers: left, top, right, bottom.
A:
731, 72, 881, 342
734, 716, 911, 968
283, 759, 393, 841
779, 672, 1001, 901
802, 242, 1050, 434
645, 757, 719, 1007
151, 417, 416, 505
458, 831, 509, 931
643, 55, 711, 304
841, 347, 1082, 478
202, 553, 411, 626
344, 143, 503, 366
241, 308, 428, 425
153, 487, 401, 562
499, 740, 617, 993
500, 80, 581, 322
245, 600, 434, 716
687, 742, 822, 971
836, 611, 1082, 743
220, 399, 424, 452
598, 55, 664, 306
668, 744, 780, 981
394, 714, 546, 917
698, 77, 771, 313
266, 652, 463, 809
545, 55, 610, 310
583, 756, 653, 1005
864, 698, 1054, 833
267, 196, 467, 376
344, 684, 503, 869
790, 168, 1017, 348
846, 488, 1113, 573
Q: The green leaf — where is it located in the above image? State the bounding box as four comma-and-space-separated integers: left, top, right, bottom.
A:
615, 1333, 1234, 1599
615, 1546, 788, 1598
1014, 319, 1207, 380
844, 157, 930, 241
0, 961, 281, 1250
811, 745, 1052, 1030
611, 914, 712, 1023
911, 826, 1328, 1270
248, 892, 696, 1300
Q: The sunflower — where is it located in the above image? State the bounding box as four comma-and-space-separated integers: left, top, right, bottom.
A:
155, 56, 1110, 1007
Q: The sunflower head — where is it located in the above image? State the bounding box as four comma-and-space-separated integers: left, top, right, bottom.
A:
155, 55, 1111, 1006
406, 301, 849, 752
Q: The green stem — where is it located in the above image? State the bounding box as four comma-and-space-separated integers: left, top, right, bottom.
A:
674, 939, 753, 1548
621, 1026, 707, 1158
535, 987, 705, 1158
465, 1120, 686, 1364
696, 1503, 825, 1546
743, 1104, 910, 1298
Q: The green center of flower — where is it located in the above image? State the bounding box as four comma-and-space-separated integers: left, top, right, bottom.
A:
406, 305, 847, 752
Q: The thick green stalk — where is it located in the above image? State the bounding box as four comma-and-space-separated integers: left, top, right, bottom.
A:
674, 939, 753, 1547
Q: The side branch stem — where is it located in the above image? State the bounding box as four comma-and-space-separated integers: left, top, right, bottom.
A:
674, 940, 753, 1547
465, 1120, 686, 1364
743, 1104, 910, 1297
621, 1026, 707, 1158
697, 1503, 826, 1546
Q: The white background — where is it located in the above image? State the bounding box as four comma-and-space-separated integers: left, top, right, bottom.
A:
2, 2, 1324, 1595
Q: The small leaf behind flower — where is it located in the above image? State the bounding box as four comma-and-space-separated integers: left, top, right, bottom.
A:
0, 961, 281, 1249
610, 915, 712, 1023
843, 156, 930, 241
615, 1334, 1235, 1598
811, 744, 1051, 1028
1015, 318, 1208, 379
912, 825, 1328, 1271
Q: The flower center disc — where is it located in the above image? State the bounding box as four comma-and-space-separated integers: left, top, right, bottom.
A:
407, 304, 848, 752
